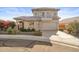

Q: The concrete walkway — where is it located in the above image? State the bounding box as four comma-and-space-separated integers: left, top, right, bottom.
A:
50, 31, 79, 47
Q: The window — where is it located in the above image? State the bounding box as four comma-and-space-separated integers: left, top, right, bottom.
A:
42, 12, 45, 17
54, 12, 57, 16
34, 13, 37, 16
47, 12, 52, 18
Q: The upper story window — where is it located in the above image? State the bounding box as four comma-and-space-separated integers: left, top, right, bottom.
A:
34, 13, 37, 16
54, 12, 57, 16
47, 12, 51, 18
42, 12, 45, 17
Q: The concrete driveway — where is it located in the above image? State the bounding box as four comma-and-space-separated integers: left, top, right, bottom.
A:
50, 31, 79, 47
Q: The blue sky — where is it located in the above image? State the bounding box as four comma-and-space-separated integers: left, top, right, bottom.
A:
0, 7, 79, 21
59, 7, 79, 20
0, 7, 32, 21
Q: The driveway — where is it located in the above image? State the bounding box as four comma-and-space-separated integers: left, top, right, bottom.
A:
50, 31, 79, 47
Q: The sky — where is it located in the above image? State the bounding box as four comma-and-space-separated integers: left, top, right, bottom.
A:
0, 7, 79, 21
59, 7, 79, 21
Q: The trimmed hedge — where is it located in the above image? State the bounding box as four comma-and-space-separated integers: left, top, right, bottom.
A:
20, 28, 35, 32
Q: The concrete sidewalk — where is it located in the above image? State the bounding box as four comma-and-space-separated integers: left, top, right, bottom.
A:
0, 35, 49, 42
50, 31, 79, 47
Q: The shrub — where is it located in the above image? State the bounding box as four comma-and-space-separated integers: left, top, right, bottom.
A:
59, 29, 64, 31
27, 28, 31, 32
6, 27, 13, 34
20, 28, 26, 32
31, 28, 35, 32
20, 28, 36, 32
65, 21, 79, 34
33, 31, 42, 36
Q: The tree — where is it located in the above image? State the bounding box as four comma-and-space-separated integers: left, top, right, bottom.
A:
66, 20, 79, 34
59, 23, 65, 31
9, 22, 16, 29
0, 20, 4, 31
6, 27, 13, 34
